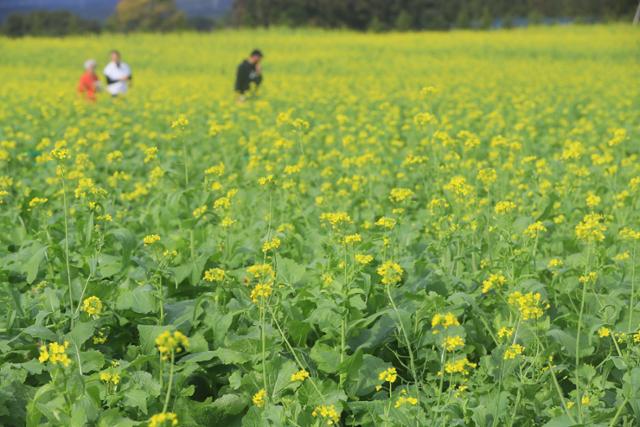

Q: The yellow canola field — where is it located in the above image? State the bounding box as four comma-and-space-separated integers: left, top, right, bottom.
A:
0, 25, 639, 427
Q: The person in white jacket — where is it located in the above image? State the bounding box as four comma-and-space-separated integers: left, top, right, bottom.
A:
103, 50, 131, 97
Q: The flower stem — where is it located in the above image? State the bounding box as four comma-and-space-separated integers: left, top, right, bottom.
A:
61, 176, 74, 324
162, 351, 175, 413
385, 285, 419, 393
628, 244, 637, 332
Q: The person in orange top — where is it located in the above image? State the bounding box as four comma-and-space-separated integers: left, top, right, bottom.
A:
77, 59, 100, 101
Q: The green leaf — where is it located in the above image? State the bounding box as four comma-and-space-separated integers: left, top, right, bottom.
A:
310, 342, 340, 374
97, 409, 135, 427
24, 245, 47, 284
346, 354, 389, 396
137, 325, 165, 354
116, 285, 156, 314
80, 350, 104, 373
23, 325, 57, 341
273, 360, 298, 395
210, 394, 247, 416
178, 351, 216, 364
547, 329, 593, 358
212, 348, 251, 365
122, 389, 148, 414
66, 321, 95, 348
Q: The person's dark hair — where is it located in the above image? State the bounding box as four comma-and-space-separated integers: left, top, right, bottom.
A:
250, 49, 263, 58
110, 50, 120, 56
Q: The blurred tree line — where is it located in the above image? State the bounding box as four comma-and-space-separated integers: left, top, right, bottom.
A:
231, 0, 638, 30
1, 11, 101, 37
1, 0, 637, 37
1, 0, 209, 37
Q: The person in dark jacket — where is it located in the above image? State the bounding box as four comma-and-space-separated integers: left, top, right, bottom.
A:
235, 49, 263, 101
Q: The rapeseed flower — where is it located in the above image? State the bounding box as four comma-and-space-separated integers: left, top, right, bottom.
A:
290, 369, 309, 382
155, 330, 189, 360
311, 404, 340, 425
81, 296, 103, 316
148, 412, 178, 427
377, 261, 403, 285
204, 268, 225, 282
38, 341, 71, 367
504, 343, 524, 360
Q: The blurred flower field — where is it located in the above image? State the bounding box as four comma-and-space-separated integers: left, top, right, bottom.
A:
0, 25, 639, 426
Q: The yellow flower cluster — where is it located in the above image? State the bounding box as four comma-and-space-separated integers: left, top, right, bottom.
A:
375, 216, 396, 229
394, 390, 419, 408
481, 272, 507, 294
575, 213, 607, 243
547, 258, 563, 269
250, 283, 273, 303
443, 176, 473, 199
262, 237, 281, 253
497, 327, 514, 340
504, 343, 525, 360
148, 412, 178, 427
377, 261, 403, 285
507, 291, 546, 320
355, 253, 373, 265
290, 369, 310, 382
143, 234, 161, 246
524, 221, 547, 238
619, 227, 640, 240
494, 200, 516, 214
170, 115, 189, 129
81, 296, 103, 316
389, 187, 414, 203
311, 404, 340, 425
431, 312, 460, 334
252, 388, 266, 407
579, 271, 598, 285
246, 263, 275, 303
378, 367, 397, 383
343, 233, 362, 244
204, 162, 225, 177
99, 371, 121, 385
192, 205, 207, 218
444, 335, 465, 352
585, 192, 601, 208
38, 341, 71, 367
204, 268, 225, 282
28, 197, 48, 209
155, 330, 189, 360
597, 327, 611, 338
444, 356, 477, 375
246, 263, 275, 280
320, 211, 352, 228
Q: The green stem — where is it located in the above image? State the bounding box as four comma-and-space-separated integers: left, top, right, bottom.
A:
628, 244, 637, 332
182, 144, 189, 187
435, 347, 446, 419
548, 363, 575, 423
608, 398, 628, 427
385, 285, 419, 394
339, 244, 348, 387
260, 303, 268, 394
162, 351, 175, 413
575, 244, 592, 423
62, 177, 74, 323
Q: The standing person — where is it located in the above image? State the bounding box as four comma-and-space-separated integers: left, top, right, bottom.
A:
77, 59, 100, 101
103, 50, 132, 97
235, 49, 263, 102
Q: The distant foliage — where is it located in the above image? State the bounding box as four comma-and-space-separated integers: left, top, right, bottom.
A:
231, 0, 638, 30
106, 0, 187, 32
1, 11, 101, 37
